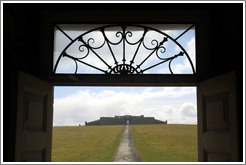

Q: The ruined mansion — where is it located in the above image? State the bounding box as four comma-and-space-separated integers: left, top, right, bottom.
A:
85, 115, 167, 126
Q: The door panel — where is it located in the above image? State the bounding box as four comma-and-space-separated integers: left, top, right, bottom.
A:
197, 71, 239, 162
15, 72, 53, 162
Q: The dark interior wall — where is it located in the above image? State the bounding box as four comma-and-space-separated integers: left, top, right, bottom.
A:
4, 4, 41, 76
3, 3, 243, 161
208, 4, 243, 77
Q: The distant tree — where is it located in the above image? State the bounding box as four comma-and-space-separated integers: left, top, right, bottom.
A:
78, 124, 81, 126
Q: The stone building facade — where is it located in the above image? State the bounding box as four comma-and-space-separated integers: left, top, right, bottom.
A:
85, 115, 167, 126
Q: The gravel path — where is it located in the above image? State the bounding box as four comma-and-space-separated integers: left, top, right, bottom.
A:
114, 124, 141, 162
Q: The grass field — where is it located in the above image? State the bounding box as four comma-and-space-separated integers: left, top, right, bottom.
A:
52, 125, 124, 162
130, 124, 198, 162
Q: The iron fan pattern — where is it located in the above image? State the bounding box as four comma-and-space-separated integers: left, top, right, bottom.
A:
53, 24, 195, 74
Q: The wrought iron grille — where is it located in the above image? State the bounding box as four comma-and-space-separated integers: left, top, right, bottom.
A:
53, 24, 195, 74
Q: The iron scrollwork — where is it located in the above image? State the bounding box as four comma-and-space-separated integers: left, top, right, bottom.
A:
54, 24, 195, 74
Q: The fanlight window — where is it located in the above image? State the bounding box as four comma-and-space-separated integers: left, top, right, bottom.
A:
53, 24, 196, 74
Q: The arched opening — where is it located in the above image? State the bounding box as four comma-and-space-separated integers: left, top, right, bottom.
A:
51, 24, 198, 162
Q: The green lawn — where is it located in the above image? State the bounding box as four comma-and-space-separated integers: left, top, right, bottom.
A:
52, 125, 124, 162
130, 124, 198, 162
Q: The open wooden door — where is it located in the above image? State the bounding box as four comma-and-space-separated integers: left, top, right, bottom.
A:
15, 72, 53, 162
197, 71, 239, 162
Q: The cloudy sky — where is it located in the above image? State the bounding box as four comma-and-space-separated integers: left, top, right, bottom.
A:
53, 87, 197, 126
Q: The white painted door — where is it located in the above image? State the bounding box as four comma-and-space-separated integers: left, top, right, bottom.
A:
15, 72, 53, 162
197, 71, 239, 162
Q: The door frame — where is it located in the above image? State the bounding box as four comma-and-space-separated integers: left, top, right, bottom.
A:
37, 5, 242, 162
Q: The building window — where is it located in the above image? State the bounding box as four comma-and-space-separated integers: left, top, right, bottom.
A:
53, 24, 196, 75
